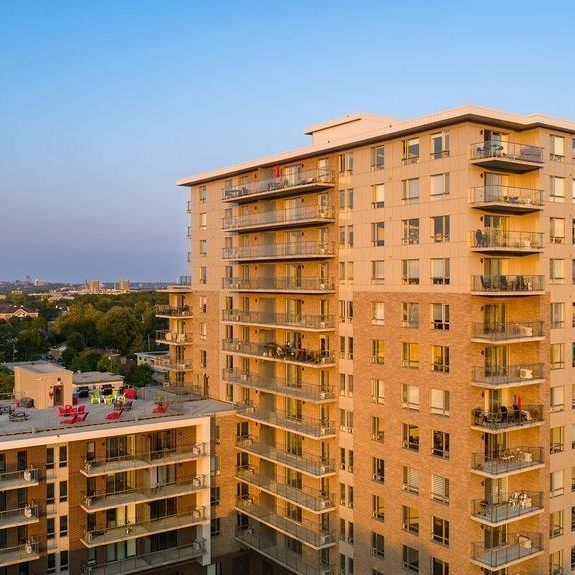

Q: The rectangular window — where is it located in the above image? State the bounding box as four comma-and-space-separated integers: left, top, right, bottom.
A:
402, 343, 420, 369
371, 302, 385, 325
432, 475, 450, 504
430, 173, 450, 199
372, 183, 385, 208
551, 386, 564, 413
371, 261, 385, 284
347, 225, 354, 247
402, 545, 420, 573
403, 423, 419, 451
372, 457, 385, 483
59, 446, 67, 468
402, 384, 420, 410
402, 218, 420, 244
431, 258, 450, 285
551, 469, 564, 497
550, 426, 564, 453
432, 345, 450, 373
431, 557, 449, 575
431, 389, 450, 416
432, 430, 450, 459
59, 480, 68, 502
371, 340, 385, 364
60, 515, 68, 537
371, 532, 385, 558
550, 259, 565, 284
199, 267, 207, 284
431, 516, 450, 546
431, 215, 450, 242
551, 218, 565, 243
402, 302, 419, 328
338, 153, 354, 173
550, 135, 565, 160
199, 239, 207, 256
371, 378, 385, 404
402, 259, 420, 285
431, 303, 450, 330
372, 495, 385, 521
402, 138, 420, 164
199, 212, 207, 230
371, 222, 385, 246
372, 416, 385, 441
211, 518, 221, 536
198, 185, 207, 203
402, 506, 420, 534
550, 176, 565, 202
551, 302, 565, 328
402, 178, 420, 203
431, 132, 450, 159
372, 145, 385, 170
551, 343, 565, 369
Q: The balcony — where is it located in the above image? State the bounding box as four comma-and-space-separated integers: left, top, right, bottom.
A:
471, 405, 543, 432
222, 339, 335, 367
235, 466, 335, 513
81, 443, 208, 476
471, 364, 545, 388
222, 309, 334, 331
155, 305, 193, 318
471, 322, 544, 344
471, 532, 543, 569
470, 186, 545, 213
471, 447, 544, 478
471, 275, 544, 296
0, 541, 40, 568
222, 368, 334, 402
81, 508, 208, 547
222, 169, 335, 203
236, 527, 334, 575
0, 468, 39, 491
470, 140, 545, 173
223, 276, 335, 293
223, 241, 335, 261
235, 497, 335, 549
149, 357, 194, 372
222, 205, 335, 232
236, 436, 335, 477
84, 540, 206, 575
155, 331, 194, 345
470, 230, 544, 255
236, 405, 336, 438
472, 491, 543, 526
81, 476, 208, 512
158, 276, 193, 293
0, 504, 40, 529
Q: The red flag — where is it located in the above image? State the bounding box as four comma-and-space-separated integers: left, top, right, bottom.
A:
274, 164, 281, 178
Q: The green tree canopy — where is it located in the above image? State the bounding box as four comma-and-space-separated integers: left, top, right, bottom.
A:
97, 306, 143, 356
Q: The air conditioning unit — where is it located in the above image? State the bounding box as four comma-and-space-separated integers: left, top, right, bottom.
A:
320, 499, 332, 509
241, 373, 249, 381
192, 507, 204, 518
319, 533, 331, 544
84, 496, 93, 507
320, 569, 332, 575
519, 368, 533, 379
25, 542, 33, 554
372, 474, 384, 482
23, 470, 32, 482
320, 465, 331, 474
372, 432, 384, 441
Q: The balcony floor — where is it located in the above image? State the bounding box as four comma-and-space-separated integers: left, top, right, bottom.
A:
0, 548, 40, 568
472, 544, 543, 570
471, 501, 544, 527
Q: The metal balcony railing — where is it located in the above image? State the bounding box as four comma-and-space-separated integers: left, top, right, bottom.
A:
0, 540, 40, 567
222, 169, 335, 201
236, 435, 335, 476
472, 363, 545, 386
471, 447, 544, 476
0, 504, 39, 528
222, 309, 334, 330
0, 468, 39, 490
236, 527, 334, 575
470, 230, 544, 251
472, 491, 543, 524
235, 466, 335, 512
471, 275, 544, 293
155, 331, 194, 344
471, 531, 543, 569
223, 241, 335, 260
222, 205, 335, 230
471, 322, 544, 341
222, 368, 334, 401
470, 186, 545, 209
223, 339, 335, 366
235, 497, 335, 548
150, 357, 194, 371
223, 276, 335, 292
155, 305, 193, 317
471, 405, 543, 430
470, 141, 544, 163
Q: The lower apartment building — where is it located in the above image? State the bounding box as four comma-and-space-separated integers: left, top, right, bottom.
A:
168, 105, 575, 575
0, 361, 246, 575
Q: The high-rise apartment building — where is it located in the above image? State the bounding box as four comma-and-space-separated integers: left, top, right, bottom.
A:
171, 105, 575, 575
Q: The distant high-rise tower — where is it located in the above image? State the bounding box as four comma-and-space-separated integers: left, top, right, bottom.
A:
85, 279, 101, 293
118, 278, 130, 292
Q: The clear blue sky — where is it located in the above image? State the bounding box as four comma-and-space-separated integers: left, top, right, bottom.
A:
1, 0, 574, 282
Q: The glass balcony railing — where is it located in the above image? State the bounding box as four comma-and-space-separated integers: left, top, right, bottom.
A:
470, 141, 544, 172
472, 491, 543, 525
470, 186, 545, 211
471, 275, 544, 294
222, 309, 334, 330
236, 435, 335, 477
471, 363, 545, 387
471, 322, 544, 342
0, 540, 40, 567
223, 339, 335, 366
223, 241, 335, 260
470, 230, 544, 251
235, 466, 335, 512
471, 405, 543, 431
235, 497, 335, 548
0, 504, 40, 529
0, 468, 39, 491
222, 169, 335, 201
222, 205, 335, 231
471, 531, 543, 569
155, 331, 194, 344
150, 357, 194, 372
222, 276, 335, 292
155, 305, 193, 318
471, 447, 544, 477
222, 368, 335, 401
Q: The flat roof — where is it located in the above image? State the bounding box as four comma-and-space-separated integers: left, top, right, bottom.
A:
177, 104, 575, 186
4, 361, 68, 375
72, 371, 124, 386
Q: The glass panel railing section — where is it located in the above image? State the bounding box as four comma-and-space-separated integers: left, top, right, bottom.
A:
222, 205, 335, 230
470, 186, 545, 208
222, 309, 334, 330
0, 540, 40, 566
471, 405, 543, 430
471, 447, 544, 476
470, 141, 544, 163
155, 331, 194, 344
0, 504, 40, 528
223, 241, 335, 260
472, 491, 543, 524
471, 531, 543, 569
0, 468, 39, 490
223, 339, 335, 366
471, 275, 544, 293
472, 363, 545, 386
470, 230, 544, 250
155, 305, 193, 317
223, 276, 335, 292
222, 169, 335, 201
471, 322, 544, 341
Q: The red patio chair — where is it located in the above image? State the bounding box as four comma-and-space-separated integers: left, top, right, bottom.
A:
58, 406, 68, 416
153, 404, 167, 414
77, 405, 86, 414
77, 412, 89, 422
62, 414, 78, 425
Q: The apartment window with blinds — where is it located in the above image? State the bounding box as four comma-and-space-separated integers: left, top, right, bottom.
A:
402, 218, 420, 244
372, 457, 385, 483
431, 215, 450, 242
402, 259, 420, 285
402, 343, 420, 369
551, 303, 565, 328
431, 258, 450, 285
199, 212, 207, 230
431, 389, 450, 416
550, 470, 564, 497
402, 506, 420, 534
371, 340, 385, 364
371, 302, 385, 325
371, 260, 385, 284
431, 474, 449, 504
550, 135, 565, 160
430, 173, 450, 199
551, 218, 565, 243
432, 345, 450, 373
372, 145, 385, 170
371, 532, 385, 558
551, 387, 564, 413
402, 302, 419, 328
551, 343, 565, 369
550, 259, 565, 284
550, 176, 565, 202
402, 138, 420, 164
402, 546, 420, 573
402, 178, 420, 203
372, 183, 385, 208
550, 510, 564, 538
371, 378, 385, 404
431, 303, 450, 330
402, 384, 420, 410
372, 495, 385, 521
372, 222, 385, 246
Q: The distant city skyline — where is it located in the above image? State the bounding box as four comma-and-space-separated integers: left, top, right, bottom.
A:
2, 0, 575, 281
